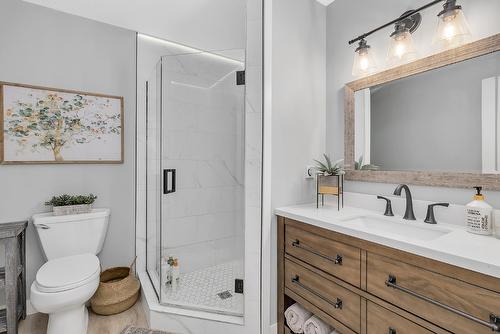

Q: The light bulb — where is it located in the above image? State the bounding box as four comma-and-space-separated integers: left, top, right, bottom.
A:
387, 25, 417, 66
359, 52, 370, 70
442, 20, 456, 40
433, 0, 471, 49
352, 39, 377, 77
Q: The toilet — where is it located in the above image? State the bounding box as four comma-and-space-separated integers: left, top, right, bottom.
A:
31, 209, 110, 334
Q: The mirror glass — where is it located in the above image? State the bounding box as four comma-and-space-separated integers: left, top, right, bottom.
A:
354, 51, 500, 173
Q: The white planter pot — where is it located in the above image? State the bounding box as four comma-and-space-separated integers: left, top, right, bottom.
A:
53, 204, 92, 216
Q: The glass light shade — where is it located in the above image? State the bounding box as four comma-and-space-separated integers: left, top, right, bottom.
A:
387, 29, 418, 66
352, 44, 377, 77
433, 8, 471, 49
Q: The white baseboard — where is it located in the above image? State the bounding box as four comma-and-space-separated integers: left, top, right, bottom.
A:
269, 323, 277, 334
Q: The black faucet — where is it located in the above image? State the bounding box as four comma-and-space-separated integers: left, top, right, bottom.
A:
424, 203, 449, 224
393, 184, 416, 220
377, 196, 394, 216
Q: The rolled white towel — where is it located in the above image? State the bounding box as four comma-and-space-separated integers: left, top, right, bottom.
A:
304, 315, 332, 334
285, 303, 312, 333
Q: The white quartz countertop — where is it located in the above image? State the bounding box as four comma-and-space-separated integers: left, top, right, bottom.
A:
275, 203, 500, 279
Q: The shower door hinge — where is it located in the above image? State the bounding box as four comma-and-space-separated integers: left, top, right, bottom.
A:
236, 71, 245, 85
235, 279, 244, 293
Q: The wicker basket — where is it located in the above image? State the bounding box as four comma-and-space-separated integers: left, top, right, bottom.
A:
90, 258, 140, 315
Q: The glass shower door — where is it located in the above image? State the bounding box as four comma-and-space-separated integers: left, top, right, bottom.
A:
159, 50, 246, 316
146, 60, 162, 296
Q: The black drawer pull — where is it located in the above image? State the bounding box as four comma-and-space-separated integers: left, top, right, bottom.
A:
292, 240, 342, 265
388, 328, 396, 334
291, 275, 343, 309
386, 275, 500, 332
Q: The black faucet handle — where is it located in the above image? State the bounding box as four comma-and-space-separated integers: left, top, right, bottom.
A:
424, 203, 449, 224
377, 196, 394, 216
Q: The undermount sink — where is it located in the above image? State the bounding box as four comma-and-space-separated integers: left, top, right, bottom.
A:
339, 215, 452, 242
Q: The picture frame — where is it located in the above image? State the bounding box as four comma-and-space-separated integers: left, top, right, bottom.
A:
0, 82, 124, 164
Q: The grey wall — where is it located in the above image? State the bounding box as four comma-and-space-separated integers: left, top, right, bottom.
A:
326, 0, 500, 205
270, 0, 326, 324
0, 0, 136, 296
370, 52, 500, 172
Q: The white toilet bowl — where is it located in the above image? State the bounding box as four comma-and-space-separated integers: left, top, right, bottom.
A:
31, 253, 100, 334
31, 209, 110, 334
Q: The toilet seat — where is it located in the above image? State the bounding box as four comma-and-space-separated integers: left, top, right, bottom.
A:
35, 253, 100, 293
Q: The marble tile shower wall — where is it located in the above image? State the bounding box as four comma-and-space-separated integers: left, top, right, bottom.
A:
161, 65, 246, 273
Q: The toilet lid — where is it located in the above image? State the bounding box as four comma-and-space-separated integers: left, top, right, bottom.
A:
36, 253, 100, 293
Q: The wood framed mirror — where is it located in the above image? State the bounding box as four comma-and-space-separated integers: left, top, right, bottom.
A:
344, 33, 500, 190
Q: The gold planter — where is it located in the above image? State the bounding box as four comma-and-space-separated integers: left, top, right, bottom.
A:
316, 174, 344, 210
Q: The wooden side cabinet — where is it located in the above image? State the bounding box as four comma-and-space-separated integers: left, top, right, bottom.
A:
0, 221, 27, 334
277, 216, 500, 334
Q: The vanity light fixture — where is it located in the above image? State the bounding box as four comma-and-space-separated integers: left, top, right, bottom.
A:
386, 12, 420, 66
352, 39, 378, 77
348, 0, 471, 77
433, 0, 471, 49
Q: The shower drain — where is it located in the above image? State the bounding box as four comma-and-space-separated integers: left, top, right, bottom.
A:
217, 290, 233, 300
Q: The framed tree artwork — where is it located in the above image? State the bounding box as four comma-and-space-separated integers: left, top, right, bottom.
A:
0, 82, 124, 164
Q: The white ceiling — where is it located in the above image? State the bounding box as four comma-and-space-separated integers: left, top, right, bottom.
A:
316, 0, 335, 6
22, 0, 333, 50
22, 0, 246, 51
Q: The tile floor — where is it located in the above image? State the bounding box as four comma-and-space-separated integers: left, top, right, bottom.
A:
161, 260, 244, 316
19, 300, 149, 334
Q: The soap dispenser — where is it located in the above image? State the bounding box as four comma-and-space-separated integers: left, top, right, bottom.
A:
465, 186, 493, 235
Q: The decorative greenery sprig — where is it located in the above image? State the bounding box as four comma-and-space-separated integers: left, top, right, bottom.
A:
354, 156, 380, 171
314, 154, 344, 176
45, 194, 97, 207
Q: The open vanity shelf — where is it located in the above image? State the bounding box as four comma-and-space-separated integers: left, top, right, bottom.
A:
277, 216, 500, 334
0, 221, 27, 334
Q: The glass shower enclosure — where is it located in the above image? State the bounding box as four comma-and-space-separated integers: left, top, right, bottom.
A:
146, 49, 246, 316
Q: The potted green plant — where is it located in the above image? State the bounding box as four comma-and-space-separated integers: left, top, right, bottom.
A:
314, 153, 344, 176
313, 154, 344, 209
45, 194, 97, 216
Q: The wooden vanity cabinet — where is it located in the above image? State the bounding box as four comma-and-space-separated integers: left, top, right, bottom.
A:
366, 301, 435, 334
285, 225, 361, 287
285, 258, 362, 333
277, 216, 500, 334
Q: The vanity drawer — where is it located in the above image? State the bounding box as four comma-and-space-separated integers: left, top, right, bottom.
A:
285, 258, 361, 333
367, 301, 436, 334
367, 253, 500, 334
285, 224, 361, 287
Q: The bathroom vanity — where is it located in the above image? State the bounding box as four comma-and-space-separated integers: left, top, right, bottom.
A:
274, 31, 500, 334
276, 205, 500, 334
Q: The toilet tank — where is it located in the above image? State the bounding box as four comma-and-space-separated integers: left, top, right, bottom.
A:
32, 208, 110, 260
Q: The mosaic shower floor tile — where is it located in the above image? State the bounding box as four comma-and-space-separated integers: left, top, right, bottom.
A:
161, 260, 244, 316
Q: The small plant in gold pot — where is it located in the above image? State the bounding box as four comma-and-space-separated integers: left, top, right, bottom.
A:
313, 154, 344, 209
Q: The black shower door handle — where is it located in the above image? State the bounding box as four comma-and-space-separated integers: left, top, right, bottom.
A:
163, 169, 176, 194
